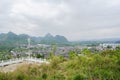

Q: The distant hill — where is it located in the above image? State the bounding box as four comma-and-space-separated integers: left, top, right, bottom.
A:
40, 33, 69, 45
0, 32, 69, 50
98, 38, 120, 42
76, 38, 120, 43
115, 40, 120, 43
0, 32, 34, 50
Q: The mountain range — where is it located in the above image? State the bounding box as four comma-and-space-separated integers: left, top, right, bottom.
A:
0, 32, 120, 51
0, 32, 69, 50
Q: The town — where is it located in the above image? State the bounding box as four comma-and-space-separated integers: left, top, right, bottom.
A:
9, 38, 120, 59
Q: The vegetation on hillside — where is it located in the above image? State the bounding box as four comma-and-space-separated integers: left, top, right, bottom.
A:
0, 32, 69, 48
0, 49, 120, 80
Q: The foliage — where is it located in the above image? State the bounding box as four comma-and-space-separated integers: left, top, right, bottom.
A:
35, 54, 44, 58
0, 50, 120, 80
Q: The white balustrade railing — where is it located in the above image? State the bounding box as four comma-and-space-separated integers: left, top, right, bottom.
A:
0, 57, 49, 67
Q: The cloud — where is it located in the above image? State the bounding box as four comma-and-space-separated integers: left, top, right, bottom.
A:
0, 0, 120, 40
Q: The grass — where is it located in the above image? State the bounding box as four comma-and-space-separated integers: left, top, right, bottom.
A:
0, 50, 120, 80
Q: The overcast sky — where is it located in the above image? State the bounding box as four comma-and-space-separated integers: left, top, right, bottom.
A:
0, 0, 120, 41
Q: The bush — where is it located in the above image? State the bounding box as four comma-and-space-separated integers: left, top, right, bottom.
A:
73, 74, 87, 80
0, 49, 120, 80
42, 73, 47, 79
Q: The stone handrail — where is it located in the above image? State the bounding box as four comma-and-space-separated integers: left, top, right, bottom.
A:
0, 57, 49, 67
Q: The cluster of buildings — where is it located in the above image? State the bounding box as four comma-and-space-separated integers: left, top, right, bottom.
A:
10, 38, 120, 58
11, 44, 81, 58
94, 43, 120, 51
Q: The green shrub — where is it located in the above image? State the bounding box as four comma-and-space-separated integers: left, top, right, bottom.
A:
0, 49, 120, 80
73, 74, 87, 80
42, 73, 47, 79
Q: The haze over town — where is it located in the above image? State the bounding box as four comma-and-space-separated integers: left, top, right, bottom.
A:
0, 0, 120, 41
